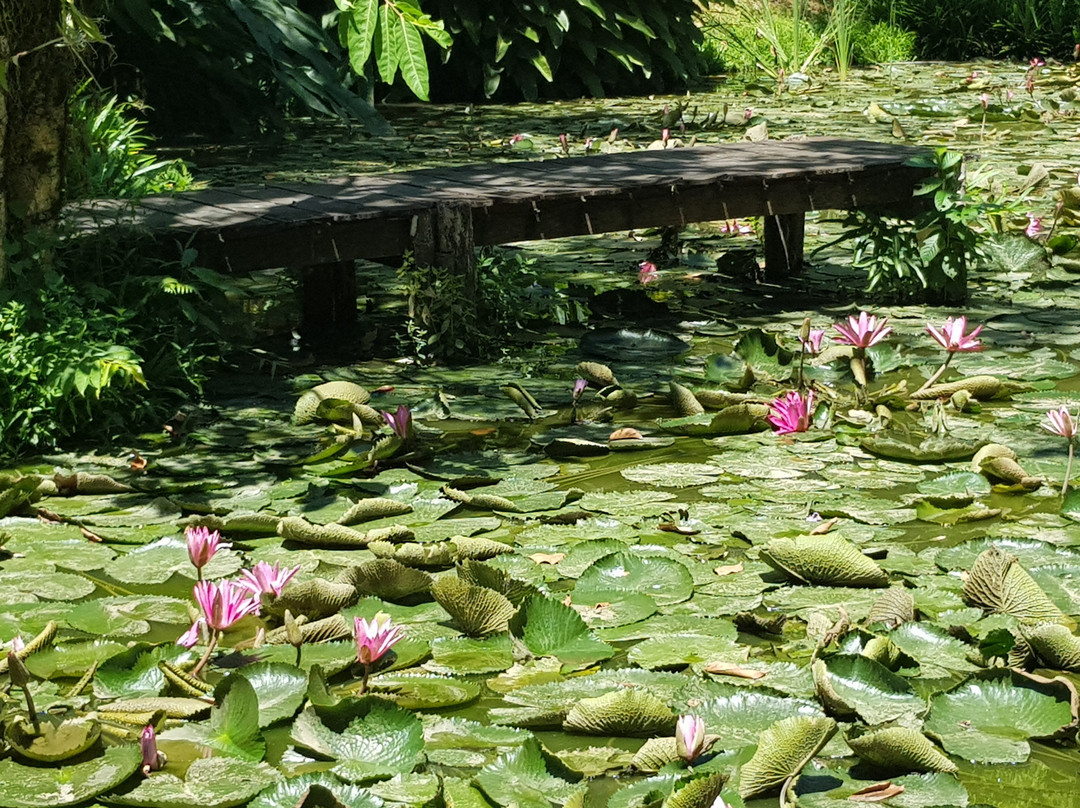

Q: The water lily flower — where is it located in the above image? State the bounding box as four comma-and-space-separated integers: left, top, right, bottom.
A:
676, 714, 706, 762
1030, 57, 1045, 67
1044, 406, 1079, 440
832, 311, 892, 348
238, 561, 300, 599
354, 614, 404, 666
508, 133, 528, 145
979, 92, 990, 110
176, 618, 205, 648
926, 316, 983, 353
140, 726, 165, 775
1044, 405, 1079, 496
800, 328, 825, 355
638, 260, 659, 285
661, 127, 671, 146
382, 405, 412, 441
186, 526, 229, 579
193, 579, 260, 632
768, 390, 815, 435
572, 378, 588, 402
1025, 214, 1042, 238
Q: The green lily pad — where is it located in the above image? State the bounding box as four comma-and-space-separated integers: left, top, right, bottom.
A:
475, 737, 586, 808
888, 621, 980, 673
795, 767, 968, 808
430, 634, 515, 674
368, 772, 440, 804
290, 700, 424, 782
576, 552, 694, 606
164, 674, 265, 762
924, 669, 1077, 763
108, 536, 243, 584
620, 463, 722, 488
95, 643, 190, 700
6, 715, 101, 763
515, 595, 614, 669
370, 672, 481, 710
105, 756, 281, 807
690, 684, 826, 748
813, 654, 925, 724
627, 633, 743, 670
0, 744, 140, 807
236, 662, 308, 727
248, 773, 379, 808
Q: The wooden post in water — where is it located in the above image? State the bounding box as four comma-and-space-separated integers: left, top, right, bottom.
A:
763, 213, 805, 279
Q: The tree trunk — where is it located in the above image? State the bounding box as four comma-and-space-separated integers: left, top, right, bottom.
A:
0, 0, 73, 286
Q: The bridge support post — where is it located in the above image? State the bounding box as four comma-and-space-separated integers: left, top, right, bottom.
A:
763, 213, 805, 279
301, 260, 357, 349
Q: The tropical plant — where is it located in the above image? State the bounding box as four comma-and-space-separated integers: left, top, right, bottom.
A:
427, 0, 709, 100
335, 0, 451, 102
853, 21, 917, 64
101, 0, 389, 137
65, 81, 194, 200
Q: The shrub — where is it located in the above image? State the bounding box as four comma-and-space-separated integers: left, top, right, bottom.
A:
853, 22, 916, 64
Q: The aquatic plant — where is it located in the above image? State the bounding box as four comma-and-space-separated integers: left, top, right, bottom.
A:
186, 526, 230, 581
638, 260, 659, 285
920, 315, 984, 390
675, 714, 706, 762
768, 390, 816, 435
1043, 405, 1078, 496
139, 726, 165, 775
183, 579, 261, 676
238, 561, 300, 599
833, 310, 892, 391
354, 613, 404, 693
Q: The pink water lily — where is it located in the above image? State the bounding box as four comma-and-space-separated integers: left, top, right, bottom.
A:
193, 579, 260, 632
176, 618, 205, 649
382, 405, 412, 441
768, 390, 815, 435
832, 311, 892, 348
1026, 214, 1042, 238
638, 260, 659, 285
676, 714, 706, 762
186, 526, 229, 579
800, 328, 825, 355
354, 614, 404, 665
926, 316, 983, 353
1044, 406, 1079, 497
238, 561, 300, 599
572, 378, 589, 402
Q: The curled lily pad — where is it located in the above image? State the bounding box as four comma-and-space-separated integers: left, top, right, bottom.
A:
369, 673, 480, 710
267, 577, 359, 620
962, 547, 1070, 626
738, 715, 837, 800
515, 595, 614, 669
459, 559, 541, 606
563, 688, 673, 737
665, 772, 729, 808
337, 497, 413, 525
431, 576, 517, 637
761, 535, 889, 588
340, 559, 432, 601
295, 381, 371, 424
846, 725, 958, 774
475, 737, 586, 808
860, 434, 983, 462
866, 587, 916, 627
812, 655, 923, 724
1021, 622, 1080, 671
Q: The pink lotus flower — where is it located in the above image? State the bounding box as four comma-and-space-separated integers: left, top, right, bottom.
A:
979, 93, 990, 110
193, 579, 259, 632
382, 405, 412, 441
238, 561, 300, 599
676, 714, 706, 762
926, 316, 983, 353
1025, 214, 1042, 238
141, 726, 165, 775
508, 134, 528, 145
572, 378, 588, 402
832, 311, 892, 349
1044, 406, 1079, 439
176, 619, 205, 648
354, 614, 404, 666
186, 526, 229, 574
800, 329, 825, 355
638, 261, 659, 285
768, 390, 815, 435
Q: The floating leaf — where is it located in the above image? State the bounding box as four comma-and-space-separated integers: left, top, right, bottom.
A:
846, 726, 958, 774
105, 755, 280, 807
431, 576, 517, 637
762, 535, 889, 588
475, 737, 585, 808
236, 662, 308, 727
516, 595, 614, 669
563, 688, 673, 736
813, 655, 924, 724
962, 547, 1070, 626
0, 745, 140, 807
738, 715, 837, 800
575, 552, 694, 606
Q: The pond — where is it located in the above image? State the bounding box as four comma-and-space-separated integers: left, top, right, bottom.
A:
2, 61, 1080, 808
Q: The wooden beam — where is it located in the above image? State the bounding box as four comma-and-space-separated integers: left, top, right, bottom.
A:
763, 213, 805, 279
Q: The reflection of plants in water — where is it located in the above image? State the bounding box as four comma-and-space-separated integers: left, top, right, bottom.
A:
399, 249, 587, 361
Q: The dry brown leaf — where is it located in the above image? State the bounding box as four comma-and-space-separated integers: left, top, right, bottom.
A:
848, 782, 904, 802
470, 428, 498, 437
80, 526, 104, 543
809, 517, 840, 534
529, 552, 566, 565
609, 427, 644, 441
714, 562, 744, 576
659, 522, 700, 536
704, 661, 765, 680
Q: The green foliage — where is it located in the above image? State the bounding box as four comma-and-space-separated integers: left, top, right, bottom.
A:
0, 232, 230, 457
427, 0, 708, 100
398, 249, 587, 361
699, 1, 832, 79
875, 0, 1080, 60
102, 0, 389, 137
853, 21, 917, 64
336, 0, 452, 102
825, 149, 997, 304
65, 82, 193, 201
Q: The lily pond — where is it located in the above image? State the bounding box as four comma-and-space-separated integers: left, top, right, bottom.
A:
5, 61, 1080, 808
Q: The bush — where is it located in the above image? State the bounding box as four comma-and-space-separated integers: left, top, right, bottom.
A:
0, 233, 231, 457
853, 22, 916, 64
697, 1, 832, 79
65, 82, 194, 200
426, 0, 707, 101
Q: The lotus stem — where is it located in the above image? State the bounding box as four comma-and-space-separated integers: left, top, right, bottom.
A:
916, 353, 954, 394
359, 662, 371, 695
190, 631, 219, 678
1064, 442, 1074, 498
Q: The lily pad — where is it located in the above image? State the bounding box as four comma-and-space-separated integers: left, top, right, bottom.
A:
516, 595, 615, 669
0, 744, 140, 807
105, 756, 281, 808
813, 654, 925, 724
475, 737, 586, 808
575, 552, 694, 606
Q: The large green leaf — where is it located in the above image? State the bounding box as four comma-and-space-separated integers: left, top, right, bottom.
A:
108, 536, 242, 584
813, 654, 924, 724
430, 633, 515, 674
290, 700, 424, 782
924, 670, 1077, 763
627, 633, 742, 670
517, 595, 614, 669
888, 621, 980, 673
475, 737, 585, 808
0, 745, 140, 807
340, 0, 378, 71
690, 685, 826, 748
249, 772, 379, 808
164, 674, 266, 761
575, 552, 694, 606
105, 756, 281, 807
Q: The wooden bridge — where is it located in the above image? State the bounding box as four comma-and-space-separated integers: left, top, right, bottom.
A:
66, 137, 934, 345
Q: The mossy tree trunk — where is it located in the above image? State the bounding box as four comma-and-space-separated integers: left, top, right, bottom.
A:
0, 0, 75, 286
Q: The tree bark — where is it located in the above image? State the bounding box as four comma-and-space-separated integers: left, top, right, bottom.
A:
0, 0, 74, 285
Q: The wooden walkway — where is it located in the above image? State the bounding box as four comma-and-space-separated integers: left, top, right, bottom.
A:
66, 138, 934, 344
